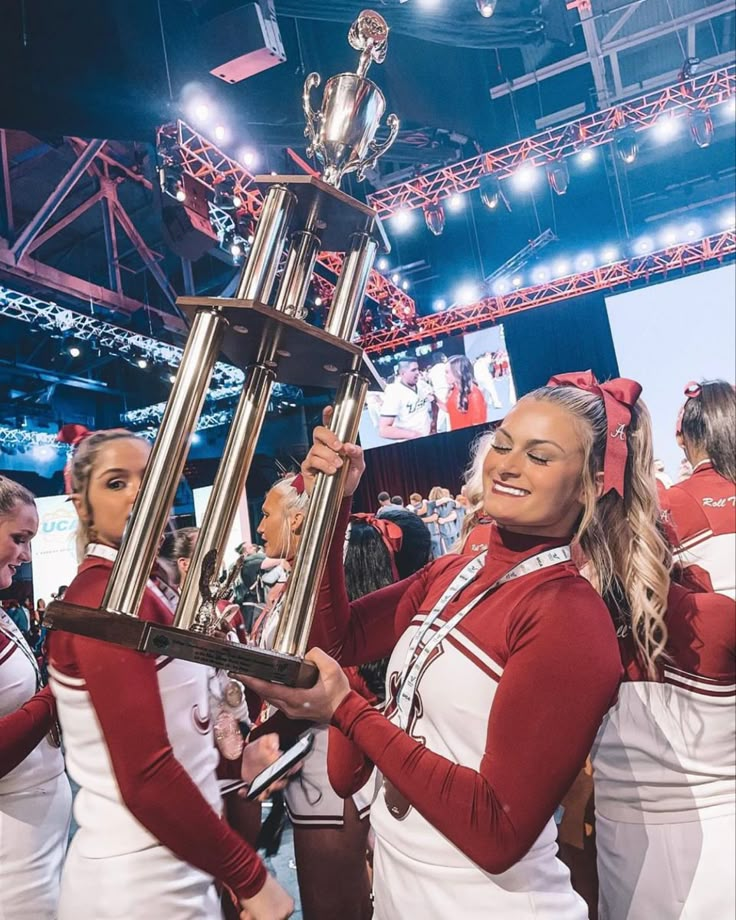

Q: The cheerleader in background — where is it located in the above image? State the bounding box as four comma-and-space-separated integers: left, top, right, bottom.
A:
666, 380, 736, 597
48, 428, 293, 920
251, 473, 375, 920
242, 371, 660, 919
592, 560, 735, 919
0, 476, 72, 920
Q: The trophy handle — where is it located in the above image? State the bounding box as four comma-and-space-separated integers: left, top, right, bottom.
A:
357, 113, 400, 180
302, 72, 322, 157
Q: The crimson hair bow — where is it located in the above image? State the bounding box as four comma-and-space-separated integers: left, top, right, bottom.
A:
547, 370, 642, 498
56, 423, 93, 495
351, 513, 403, 579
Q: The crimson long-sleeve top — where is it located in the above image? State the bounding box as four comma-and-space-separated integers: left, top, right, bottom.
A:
322, 502, 622, 875
48, 555, 266, 900
0, 685, 56, 778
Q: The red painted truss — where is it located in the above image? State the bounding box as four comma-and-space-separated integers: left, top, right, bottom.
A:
367, 66, 736, 218
358, 230, 736, 354
171, 122, 416, 321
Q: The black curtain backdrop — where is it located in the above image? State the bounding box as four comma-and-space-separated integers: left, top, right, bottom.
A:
354, 292, 620, 511
354, 424, 487, 512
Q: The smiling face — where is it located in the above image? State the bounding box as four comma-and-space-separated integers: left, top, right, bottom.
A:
73, 438, 151, 549
482, 398, 591, 538
0, 502, 38, 590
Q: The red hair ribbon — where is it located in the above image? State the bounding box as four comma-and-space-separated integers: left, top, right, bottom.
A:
351, 513, 403, 578
675, 381, 702, 435
56, 424, 92, 495
291, 473, 306, 495
547, 370, 642, 498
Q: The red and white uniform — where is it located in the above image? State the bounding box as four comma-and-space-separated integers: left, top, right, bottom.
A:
664, 459, 736, 598
592, 580, 736, 919
48, 545, 266, 920
320, 506, 622, 919
0, 612, 72, 920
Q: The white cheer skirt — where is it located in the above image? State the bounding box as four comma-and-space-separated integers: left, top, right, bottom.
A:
284, 724, 373, 828
597, 811, 736, 920
58, 833, 221, 920
371, 830, 588, 920
0, 771, 72, 920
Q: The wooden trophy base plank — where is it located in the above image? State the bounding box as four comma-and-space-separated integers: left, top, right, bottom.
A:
44, 602, 318, 689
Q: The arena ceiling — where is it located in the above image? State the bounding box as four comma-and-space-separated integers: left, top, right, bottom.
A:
0, 0, 733, 465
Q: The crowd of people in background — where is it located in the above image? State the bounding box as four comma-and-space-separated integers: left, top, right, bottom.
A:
0, 375, 734, 920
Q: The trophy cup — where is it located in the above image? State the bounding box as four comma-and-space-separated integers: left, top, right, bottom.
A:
43, 10, 399, 688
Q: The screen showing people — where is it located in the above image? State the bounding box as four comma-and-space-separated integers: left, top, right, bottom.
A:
359, 325, 516, 449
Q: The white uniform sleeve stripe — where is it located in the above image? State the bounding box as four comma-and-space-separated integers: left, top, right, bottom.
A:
664, 664, 734, 686
663, 669, 736, 693
0, 643, 18, 664
674, 529, 714, 552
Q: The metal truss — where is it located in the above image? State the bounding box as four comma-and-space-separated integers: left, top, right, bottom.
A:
0, 426, 71, 452
367, 66, 736, 218
0, 134, 186, 329
0, 284, 243, 388
172, 121, 417, 322
358, 230, 736, 353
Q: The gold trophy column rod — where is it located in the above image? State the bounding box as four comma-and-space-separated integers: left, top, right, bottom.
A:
273, 231, 377, 657
175, 184, 301, 631
103, 307, 225, 616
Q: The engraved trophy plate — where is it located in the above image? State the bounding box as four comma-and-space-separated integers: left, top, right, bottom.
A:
44, 10, 399, 688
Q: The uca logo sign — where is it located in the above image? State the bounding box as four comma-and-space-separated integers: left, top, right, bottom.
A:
40, 505, 78, 535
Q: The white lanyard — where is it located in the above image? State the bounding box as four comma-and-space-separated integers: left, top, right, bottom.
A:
394, 545, 571, 730
0, 610, 42, 691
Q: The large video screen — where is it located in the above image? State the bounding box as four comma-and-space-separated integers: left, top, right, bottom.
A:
359, 324, 516, 450
605, 264, 735, 480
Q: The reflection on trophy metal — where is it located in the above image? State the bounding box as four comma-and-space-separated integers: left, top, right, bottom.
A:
43, 10, 398, 688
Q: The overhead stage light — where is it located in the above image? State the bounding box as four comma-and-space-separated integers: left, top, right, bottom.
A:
214, 125, 228, 142
447, 193, 466, 213
720, 207, 736, 230
476, 0, 497, 17
377, 257, 390, 271
136, 357, 149, 370
689, 109, 714, 148
577, 148, 596, 166
391, 209, 416, 233
423, 203, 446, 236
455, 282, 480, 304
241, 148, 259, 170
433, 298, 447, 312
546, 159, 570, 196
635, 236, 654, 254
479, 174, 501, 210
614, 129, 638, 165
720, 97, 736, 120
576, 254, 594, 271
511, 163, 540, 192
653, 114, 680, 143
553, 259, 571, 277
600, 246, 619, 263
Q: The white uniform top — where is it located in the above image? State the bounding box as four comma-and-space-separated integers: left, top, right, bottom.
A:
50, 653, 221, 857
380, 379, 433, 437
0, 612, 65, 795
370, 617, 586, 919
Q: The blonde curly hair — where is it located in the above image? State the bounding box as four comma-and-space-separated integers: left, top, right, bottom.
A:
527, 385, 671, 677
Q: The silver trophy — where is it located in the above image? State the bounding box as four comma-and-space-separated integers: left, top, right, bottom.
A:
44, 11, 398, 688
303, 10, 399, 186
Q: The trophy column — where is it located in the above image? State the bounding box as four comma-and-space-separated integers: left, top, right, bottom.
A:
272, 231, 377, 657
175, 185, 298, 630
102, 308, 224, 616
